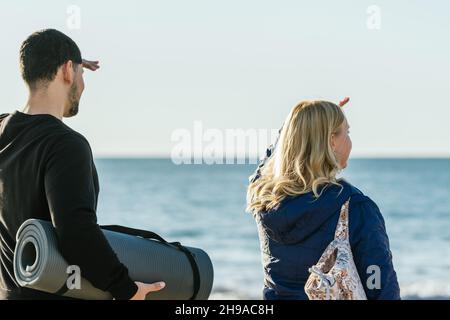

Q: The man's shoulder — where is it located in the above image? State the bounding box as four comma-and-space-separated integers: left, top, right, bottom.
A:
47, 126, 92, 157
56, 128, 89, 144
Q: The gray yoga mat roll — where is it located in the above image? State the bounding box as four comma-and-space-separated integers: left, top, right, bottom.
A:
14, 219, 214, 300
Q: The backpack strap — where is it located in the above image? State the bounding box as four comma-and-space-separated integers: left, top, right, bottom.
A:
334, 197, 351, 241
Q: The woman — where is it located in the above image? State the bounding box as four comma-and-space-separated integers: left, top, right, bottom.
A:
247, 99, 400, 300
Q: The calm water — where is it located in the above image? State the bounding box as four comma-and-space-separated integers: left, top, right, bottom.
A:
94, 158, 450, 300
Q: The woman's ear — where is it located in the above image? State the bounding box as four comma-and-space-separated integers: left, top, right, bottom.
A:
330, 133, 337, 152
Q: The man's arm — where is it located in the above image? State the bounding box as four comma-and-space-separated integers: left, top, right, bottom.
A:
44, 134, 137, 299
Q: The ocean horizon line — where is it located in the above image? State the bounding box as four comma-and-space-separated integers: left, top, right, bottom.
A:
93, 155, 450, 161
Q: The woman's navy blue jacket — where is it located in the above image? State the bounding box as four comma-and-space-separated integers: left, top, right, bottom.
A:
253, 179, 401, 300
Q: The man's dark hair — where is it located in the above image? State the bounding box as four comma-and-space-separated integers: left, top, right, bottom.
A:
20, 29, 82, 89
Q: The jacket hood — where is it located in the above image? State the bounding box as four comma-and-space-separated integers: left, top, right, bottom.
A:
0, 111, 65, 149
257, 179, 362, 244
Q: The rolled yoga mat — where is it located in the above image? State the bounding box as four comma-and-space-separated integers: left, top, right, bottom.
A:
14, 219, 214, 300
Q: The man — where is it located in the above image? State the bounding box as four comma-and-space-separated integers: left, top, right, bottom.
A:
0, 29, 164, 300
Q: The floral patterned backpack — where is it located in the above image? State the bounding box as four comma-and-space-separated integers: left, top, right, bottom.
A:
304, 198, 367, 300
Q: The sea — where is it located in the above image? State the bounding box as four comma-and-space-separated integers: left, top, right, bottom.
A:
94, 158, 450, 300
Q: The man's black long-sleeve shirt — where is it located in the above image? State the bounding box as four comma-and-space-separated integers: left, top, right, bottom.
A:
0, 111, 137, 300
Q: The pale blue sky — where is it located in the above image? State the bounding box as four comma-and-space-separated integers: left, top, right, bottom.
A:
1, 0, 449, 157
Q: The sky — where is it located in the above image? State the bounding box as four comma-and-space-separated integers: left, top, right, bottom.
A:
0, 0, 449, 158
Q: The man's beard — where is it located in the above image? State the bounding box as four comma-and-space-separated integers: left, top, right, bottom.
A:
66, 83, 80, 117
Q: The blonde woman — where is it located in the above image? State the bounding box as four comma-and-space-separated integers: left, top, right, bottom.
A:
247, 100, 400, 300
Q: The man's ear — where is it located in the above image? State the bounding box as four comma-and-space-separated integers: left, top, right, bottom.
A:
61, 60, 75, 85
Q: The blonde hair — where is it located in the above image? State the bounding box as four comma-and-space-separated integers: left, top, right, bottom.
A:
247, 100, 346, 213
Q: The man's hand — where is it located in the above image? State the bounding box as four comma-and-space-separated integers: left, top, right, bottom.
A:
130, 281, 166, 300
82, 59, 100, 71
